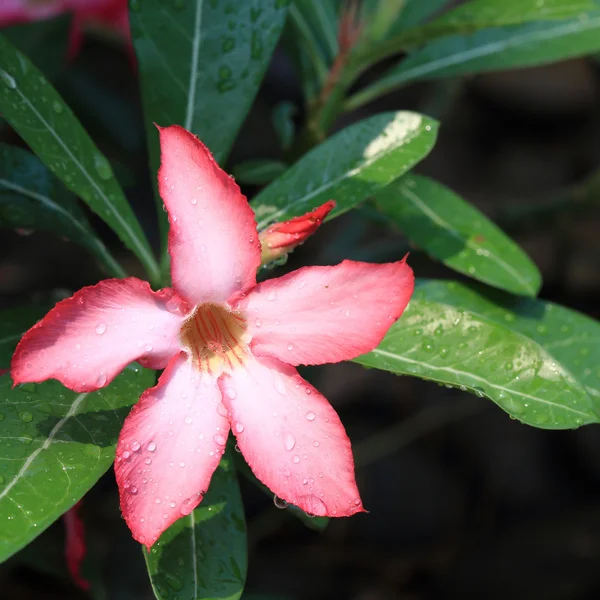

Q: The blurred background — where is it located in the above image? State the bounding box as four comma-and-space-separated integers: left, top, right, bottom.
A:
2, 4, 600, 600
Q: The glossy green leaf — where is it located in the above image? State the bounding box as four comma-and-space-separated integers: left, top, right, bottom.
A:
145, 454, 247, 600
362, 0, 593, 63
0, 144, 125, 277
0, 365, 154, 563
375, 175, 541, 296
232, 159, 288, 185
346, 5, 600, 110
0, 306, 48, 367
252, 111, 438, 230
421, 281, 600, 402
0, 36, 158, 283
354, 280, 599, 429
131, 0, 289, 247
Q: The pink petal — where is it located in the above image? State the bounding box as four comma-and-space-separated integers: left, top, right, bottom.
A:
11, 278, 188, 393
221, 356, 364, 517
237, 258, 414, 366
157, 125, 261, 305
116, 353, 229, 549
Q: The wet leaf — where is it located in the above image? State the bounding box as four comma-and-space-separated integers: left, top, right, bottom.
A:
0, 365, 154, 563
354, 280, 599, 429
145, 453, 247, 600
131, 0, 289, 243
374, 175, 541, 296
252, 111, 438, 230
0, 36, 157, 282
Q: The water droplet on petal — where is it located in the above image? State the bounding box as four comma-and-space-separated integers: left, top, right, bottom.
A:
235, 422, 244, 433
147, 441, 156, 452
283, 432, 296, 451
292, 455, 300, 463
305, 411, 316, 421
273, 495, 288, 509
96, 373, 107, 387
131, 441, 141, 452
225, 387, 237, 400
180, 493, 202, 515
214, 434, 227, 446
95, 323, 107, 335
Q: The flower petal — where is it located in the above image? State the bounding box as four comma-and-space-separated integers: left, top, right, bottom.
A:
237, 259, 414, 365
157, 125, 261, 304
11, 278, 187, 392
115, 353, 229, 549
221, 356, 364, 517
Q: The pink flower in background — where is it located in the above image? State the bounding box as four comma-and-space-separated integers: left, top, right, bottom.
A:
11, 125, 414, 549
62, 501, 90, 591
0, 0, 129, 57
259, 200, 335, 264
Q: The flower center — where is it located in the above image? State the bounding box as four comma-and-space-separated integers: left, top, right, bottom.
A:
180, 304, 247, 375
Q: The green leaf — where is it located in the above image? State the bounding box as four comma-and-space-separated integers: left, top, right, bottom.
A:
232, 159, 288, 186
0, 306, 48, 367
346, 6, 600, 110
374, 175, 541, 297
0, 143, 125, 278
0, 365, 155, 563
0, 36, 158, 284
354, 280, 599, 429
390, 0, 452, 33
362, 0, 593, 63
252, 111, 438, 230
145, 454, 247, 600
131, 0, 289, 247
422, 281, 600, 402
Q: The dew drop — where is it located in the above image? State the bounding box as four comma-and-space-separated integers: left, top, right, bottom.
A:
225, 387, 237, 400
184, 416, 192, 424
214, 434, 227, 446
255, 318, 262, 327
292, 455, 300, 464
147, 441, 156, 452
235, 422, 244, 433
95, 323, 107, 335
96, 373, 107, 387
273, 495, 288, 509
305, 411, 316, 421
19, 411, 33, 423
131, 441, 141, 452
217, 403, 229, 417
180, 493, 202, 515
287, 344, 294, 351
283, 432, 296, 451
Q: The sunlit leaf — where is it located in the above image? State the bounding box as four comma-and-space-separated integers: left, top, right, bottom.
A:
252, 111, 438, 230
355, 280, 599, 429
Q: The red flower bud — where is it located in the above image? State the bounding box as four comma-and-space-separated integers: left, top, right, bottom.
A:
259, 200, 335, 264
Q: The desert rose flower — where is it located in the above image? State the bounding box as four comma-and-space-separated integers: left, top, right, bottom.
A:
11, 125, 414, 549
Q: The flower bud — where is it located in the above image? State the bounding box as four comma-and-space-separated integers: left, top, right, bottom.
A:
259, 201, 335, 265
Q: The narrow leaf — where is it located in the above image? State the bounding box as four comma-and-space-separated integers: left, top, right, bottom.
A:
145, 454, 247, 600
362, 0, 593, 63
0, 143, 125, 277
0, 36, 158, 282
0, 366, 154, 563
346, 6, 600, 110
354, 280, 599, 429
375, 175, 541, 296
252, 111, 438, 230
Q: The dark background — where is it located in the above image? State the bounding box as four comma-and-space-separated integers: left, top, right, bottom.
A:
2, 21, 600, 600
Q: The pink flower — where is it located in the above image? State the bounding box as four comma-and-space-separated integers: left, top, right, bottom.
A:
11, 125, 414, 549
259, 200, 335, 264
0, 0, 129, 58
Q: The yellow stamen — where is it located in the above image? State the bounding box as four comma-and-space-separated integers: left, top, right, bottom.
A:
180, 304, 247, 375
